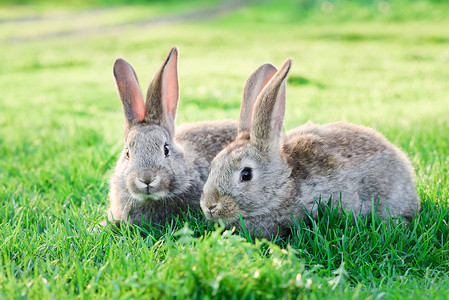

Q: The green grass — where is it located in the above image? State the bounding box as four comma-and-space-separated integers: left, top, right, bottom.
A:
1, 0, 449, 298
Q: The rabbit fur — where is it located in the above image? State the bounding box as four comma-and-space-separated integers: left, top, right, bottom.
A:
107, 47, 237, 228
200, 59, 420, 239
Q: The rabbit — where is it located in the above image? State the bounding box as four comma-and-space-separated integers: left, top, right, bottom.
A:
106, 47, 237, 228
200, 58, 420, 239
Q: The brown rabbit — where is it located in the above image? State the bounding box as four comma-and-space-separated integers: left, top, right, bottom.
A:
106, 47, 237, 228
200, 59, 420, 239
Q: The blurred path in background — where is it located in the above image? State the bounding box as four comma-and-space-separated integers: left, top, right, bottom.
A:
4, 0, 250, 43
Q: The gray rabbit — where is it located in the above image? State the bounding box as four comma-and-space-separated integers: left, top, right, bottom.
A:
106, 47, 237, 227
200, 59, 420, 239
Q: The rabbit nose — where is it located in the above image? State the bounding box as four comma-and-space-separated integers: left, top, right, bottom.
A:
138, 178, 150, 185
138, 175, 161, 187
138, 173, 153, 185
208, 204, 218, 212
138, 177, 151, 185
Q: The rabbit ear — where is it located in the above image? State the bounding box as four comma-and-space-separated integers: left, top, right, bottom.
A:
239, 63, 277, 135
250, 58, 292, 149
113, 58, 146, 128
144, 46, 179, 137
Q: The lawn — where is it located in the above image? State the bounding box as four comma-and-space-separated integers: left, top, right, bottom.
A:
1, 0, 449, 298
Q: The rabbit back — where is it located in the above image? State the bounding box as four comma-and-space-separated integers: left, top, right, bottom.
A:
176, 120, 238, 165
283, 121, 419, 221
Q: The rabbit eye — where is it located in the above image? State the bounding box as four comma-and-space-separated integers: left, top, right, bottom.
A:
240, 167, 253, 182
125, 148, 130, 160
164, 144, 170, 157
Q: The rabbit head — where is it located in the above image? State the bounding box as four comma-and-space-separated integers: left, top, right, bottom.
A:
200, 59, 293, 223
110, 47, 192, 213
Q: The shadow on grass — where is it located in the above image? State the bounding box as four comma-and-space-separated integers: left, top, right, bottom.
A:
288, 75, 325, 89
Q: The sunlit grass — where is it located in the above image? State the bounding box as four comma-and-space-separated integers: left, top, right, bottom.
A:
1, 0, 448, 298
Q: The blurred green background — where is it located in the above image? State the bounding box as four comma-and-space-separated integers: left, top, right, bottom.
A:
1, 0, 449, 298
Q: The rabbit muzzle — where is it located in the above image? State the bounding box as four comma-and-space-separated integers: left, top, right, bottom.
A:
127, 169, 170, 201
200, 192, 240, 222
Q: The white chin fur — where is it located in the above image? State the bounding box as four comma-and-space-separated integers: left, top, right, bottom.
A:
129, 190, 168, 202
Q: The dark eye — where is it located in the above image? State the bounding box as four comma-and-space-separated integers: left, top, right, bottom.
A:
125, 148, 130, 160
164, 144, 170, 157
240, 167, 253, 182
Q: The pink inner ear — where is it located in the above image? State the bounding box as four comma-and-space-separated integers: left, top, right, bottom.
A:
164, 76, 178, 118
162, 50, 179, 121
250, 58, 291, 143
272, 80, 286, 134
129, 89, 146, 122
114, 58, 146, 123
240, 64, 277, 134
243, 71, 276, 129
